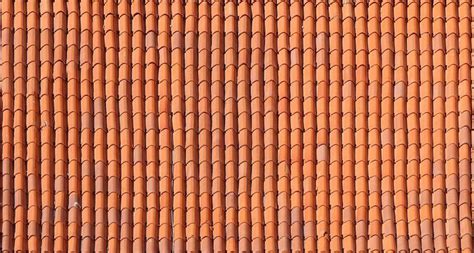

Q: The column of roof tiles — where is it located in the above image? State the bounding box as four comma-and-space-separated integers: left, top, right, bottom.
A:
157, 0, 172, 251
222, 2, 236, 249
328, 0, 343, 250
419, 0, 435, 251
12, 0, 27, 250
209, 1, 225, 251
458, 1, 473, 252
79, 0, 94, 251
315, 0, 330, 251
0, 1, 2, 247
393, 0, 409, 251
66, 1, 81, 251
432, 0, 447, 251
131, 1, 147, 251
236, 1, 251, 251
471, 5, 474, 249
91, 0, 107, 251
406, 0, 422, 251
200, 1, 214, 249
249, 0, 264, 251
301, 0, 317, 251
223, 0, 238, 251
445, 0, 461, 250
183, 0, 199, 250
341, 1, 355, 251
1, 0, 13, 251
144, 0, 159, 250
366, 0, 382, 250
117, 1, 133, 251
276, 0, 291, 251
183, 0, 198, 250
39, 0, 54, 251
0, 90, 3, 247
52, 0, 68, 251
170, 0, 186, 251
471, 1, 474, 227
197, 1, 212, 251
0, 87, 3, 246
0, 91, 2, 246
459, 1, 472, 251
263, 1, 278, 251
354, 0, 369, 251
104, 0, 120, 251
380, 1, 397, 250
289, 1, 303, 251
25, 0, 40, 250
470, 3, 474, 250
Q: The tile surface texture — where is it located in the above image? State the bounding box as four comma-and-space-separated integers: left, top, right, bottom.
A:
0, 0, 473, 252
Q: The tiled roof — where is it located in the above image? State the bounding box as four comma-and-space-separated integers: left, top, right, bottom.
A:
0, 0, 473, 252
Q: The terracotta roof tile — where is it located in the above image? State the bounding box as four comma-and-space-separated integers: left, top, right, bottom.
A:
0, 0, 473, 251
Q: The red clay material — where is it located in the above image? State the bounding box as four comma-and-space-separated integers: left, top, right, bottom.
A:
0, 0, 472, 252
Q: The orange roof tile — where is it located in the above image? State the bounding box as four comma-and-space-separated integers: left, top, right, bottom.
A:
0, 0, 473, 252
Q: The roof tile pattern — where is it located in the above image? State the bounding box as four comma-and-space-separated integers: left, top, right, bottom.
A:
0, 0, 473, 252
